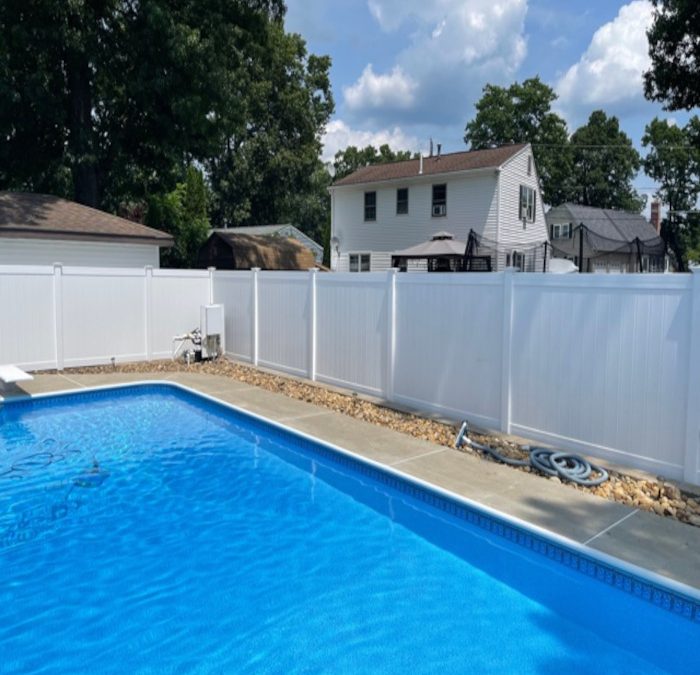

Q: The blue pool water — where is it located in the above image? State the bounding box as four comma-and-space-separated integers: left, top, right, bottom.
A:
0, 384, 698, 674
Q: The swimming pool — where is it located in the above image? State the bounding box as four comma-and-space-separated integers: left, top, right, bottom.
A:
0, 383, 698, 673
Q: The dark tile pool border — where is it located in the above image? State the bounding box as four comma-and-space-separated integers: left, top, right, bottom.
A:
4, 381, 700, 624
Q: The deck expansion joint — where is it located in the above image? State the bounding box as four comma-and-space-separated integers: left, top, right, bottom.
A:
583, 509, 639, 546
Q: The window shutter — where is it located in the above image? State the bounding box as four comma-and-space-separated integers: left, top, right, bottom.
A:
519, 186, 524, 218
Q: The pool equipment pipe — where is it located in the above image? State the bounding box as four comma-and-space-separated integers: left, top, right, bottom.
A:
455, 421, 609, 487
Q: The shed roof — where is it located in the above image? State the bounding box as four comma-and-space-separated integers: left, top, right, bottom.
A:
0, 192, 173, 246
208, 232, 316, 270
332, 144, 527, 187
210, 224, 322, 251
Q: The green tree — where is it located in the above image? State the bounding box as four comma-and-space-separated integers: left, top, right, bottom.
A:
281, 159, 333, 264
146, 166, 212, 268
642, 117, 700, 271
206, 25, 333, 228
644, 0, 700, 110
463, 77, 572, 206
0, 1, 285, 208
333, 144, 418, 181
569, 111, 645, 212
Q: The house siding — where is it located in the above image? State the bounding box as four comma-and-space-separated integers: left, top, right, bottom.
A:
497, 147, 549, 250
331, 170, 499, 272
0, 238, 160, 267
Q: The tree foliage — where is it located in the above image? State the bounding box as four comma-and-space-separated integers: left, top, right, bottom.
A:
146, 166, 212, 268
0, 1, 287, 209
569, 111, 645, 212
463, 77, 571, 206
642, 117, 700, 270
644, 0, 700, 110
0, 1, 337, 266
333, 144, 418, 181
206, 25, 333, 228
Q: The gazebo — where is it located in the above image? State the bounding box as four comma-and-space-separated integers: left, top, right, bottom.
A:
391, 232, 468, 272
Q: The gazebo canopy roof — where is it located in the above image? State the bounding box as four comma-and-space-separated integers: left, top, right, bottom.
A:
393, 232, 466, 259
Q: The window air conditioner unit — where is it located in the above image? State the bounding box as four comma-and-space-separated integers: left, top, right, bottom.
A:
432, 204, 446, 216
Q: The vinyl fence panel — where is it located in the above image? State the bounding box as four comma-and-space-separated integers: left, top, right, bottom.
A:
0, 265, 57, 370
256, 272, 310, 377
315, 272, 388, 395
212, 272, 254, 362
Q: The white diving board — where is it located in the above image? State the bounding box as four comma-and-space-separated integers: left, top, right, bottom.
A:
0, 365, 34, 389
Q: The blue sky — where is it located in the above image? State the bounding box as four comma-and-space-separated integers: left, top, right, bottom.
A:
285, 0, 698, 207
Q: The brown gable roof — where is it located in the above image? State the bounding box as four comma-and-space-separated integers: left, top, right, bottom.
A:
0, 192, 173, 246
206, 232, 316, 270
332, 144, 528, 187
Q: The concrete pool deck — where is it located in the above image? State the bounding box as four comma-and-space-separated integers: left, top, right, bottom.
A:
7, 370, 700, 591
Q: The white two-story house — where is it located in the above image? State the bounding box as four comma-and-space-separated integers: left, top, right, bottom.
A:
328, 143, 548, 272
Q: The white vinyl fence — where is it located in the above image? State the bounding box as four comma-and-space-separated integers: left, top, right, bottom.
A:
1, 262, 699, 486
213, 268, 700, 486
0, 264, 211, 370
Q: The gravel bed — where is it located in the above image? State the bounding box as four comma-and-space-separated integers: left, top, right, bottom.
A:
60, 358, 700, 528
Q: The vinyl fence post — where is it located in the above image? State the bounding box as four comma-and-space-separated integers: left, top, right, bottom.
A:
251, 267, 260, 366
53, 263, 64, 371
144, 265, 154, 361
500, 267, 516, 434
308, 268, 318, 381
207, 266, 216, 305
385, 268, 398, 402
683, 268, 700, 483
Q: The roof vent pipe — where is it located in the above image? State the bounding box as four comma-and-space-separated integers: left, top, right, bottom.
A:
419, 154, 423, 175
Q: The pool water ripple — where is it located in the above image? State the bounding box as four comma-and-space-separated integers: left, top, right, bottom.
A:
0, 386, 697, 673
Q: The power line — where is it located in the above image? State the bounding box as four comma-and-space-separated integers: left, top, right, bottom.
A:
531, 143, 698, 150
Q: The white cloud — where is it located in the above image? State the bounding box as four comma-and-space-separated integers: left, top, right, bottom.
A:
344, 65, 418, 112
321, 119, 420, 162
343, 0, 528, 125
556, 1, 653, 121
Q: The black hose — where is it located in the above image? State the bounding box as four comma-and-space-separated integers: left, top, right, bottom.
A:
455, 421, 609, 487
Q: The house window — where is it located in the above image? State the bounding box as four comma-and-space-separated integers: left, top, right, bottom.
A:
349, 253, 371, 272
551, 223, 571, 239
364, 192, 376, 221
396, 188, 409, 215
432, 184, 447, 217
519, 185, 536, 223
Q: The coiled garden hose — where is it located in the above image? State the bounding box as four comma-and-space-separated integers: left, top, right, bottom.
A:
455, 421, 609, 487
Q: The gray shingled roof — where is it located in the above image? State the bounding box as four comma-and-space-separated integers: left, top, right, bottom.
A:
332, 144, 527, 187
211, 224, 294, 236
551, 203, 661, 245
0, 192, 173, 246
546, 203, 666, 258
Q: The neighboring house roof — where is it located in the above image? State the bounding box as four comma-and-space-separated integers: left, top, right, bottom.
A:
547, 203, 662, 252
202, 232, 316, 270
332, 144, 528, 187
210, 224, 323, 261
0, 192, 173, 247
